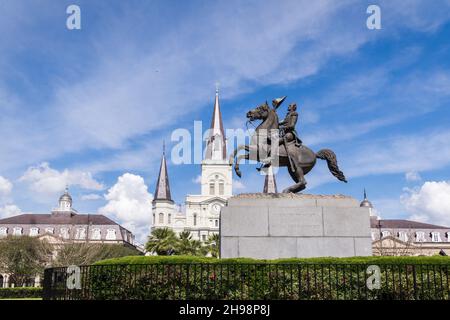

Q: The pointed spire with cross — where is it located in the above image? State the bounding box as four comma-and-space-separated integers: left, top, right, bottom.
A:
205, 84, 226, 161
153, 142, 173, 203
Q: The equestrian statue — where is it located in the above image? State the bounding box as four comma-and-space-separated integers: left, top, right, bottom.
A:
229, 97, 347, 193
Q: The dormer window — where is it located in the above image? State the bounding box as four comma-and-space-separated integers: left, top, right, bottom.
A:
0, 227, 7, 238
381, 231, 391, 238
60, 227, 70, 239
29, 227, 39, 237
13, 227, 22, 236
398, 231, 408, 242
431, 232, 442, 242
75, 228, 86, 240
91, 228, 101, 240
416, 231, 426, 242
106, 229, 117, 240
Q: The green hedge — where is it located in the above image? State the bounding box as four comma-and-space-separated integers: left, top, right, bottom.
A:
95, 255, 450, 266
0, 287, 42, 299
42, 256, 445, 300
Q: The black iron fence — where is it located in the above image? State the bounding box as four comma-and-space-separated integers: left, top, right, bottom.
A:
43, 263, 450, 300
0, 274, 40, 288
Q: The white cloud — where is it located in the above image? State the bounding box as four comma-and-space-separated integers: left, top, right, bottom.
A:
0, 176, 12, 197
233, 180, 246, 191
98, 173, 153, 244
405, 171, 422, 182
81, 193, 102, 201
192, 175, 202, 184
401, 181, 450, 226
19, 162, 104, 195
0, 204, 21, 219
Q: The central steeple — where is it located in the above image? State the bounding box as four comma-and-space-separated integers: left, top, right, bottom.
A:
205, 87, 227, 161
153, 143, 173, 203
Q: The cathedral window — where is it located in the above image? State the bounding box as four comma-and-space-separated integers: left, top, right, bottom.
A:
13, 227, 22, 236
209, 183, 215, 195
193, 214, 197, 226
153, 213, 155, 224
431, 232, 442, 242
215, 220, 219, 227
29, 227, 39, 237
159, 213, 164, 224
168, 214, 172, 224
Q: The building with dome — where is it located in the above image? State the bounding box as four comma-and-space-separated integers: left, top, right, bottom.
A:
0, 187, 136, 247
151, 89, 233, 241
364, 191, 450, 256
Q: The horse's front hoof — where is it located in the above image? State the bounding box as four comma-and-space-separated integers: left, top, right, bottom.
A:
236, 170, 242, 178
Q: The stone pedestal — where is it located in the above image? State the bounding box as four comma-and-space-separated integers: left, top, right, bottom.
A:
220, 194, 372, 259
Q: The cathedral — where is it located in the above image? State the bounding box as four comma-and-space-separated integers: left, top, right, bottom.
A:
151, 89, 232, 241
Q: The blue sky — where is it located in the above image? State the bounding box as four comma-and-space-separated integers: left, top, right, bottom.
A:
1, 0, 450, 242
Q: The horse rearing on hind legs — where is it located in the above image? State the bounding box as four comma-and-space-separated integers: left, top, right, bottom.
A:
229, 100, 347, 193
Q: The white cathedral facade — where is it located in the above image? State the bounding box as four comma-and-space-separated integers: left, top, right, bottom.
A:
151, 89, 239, 241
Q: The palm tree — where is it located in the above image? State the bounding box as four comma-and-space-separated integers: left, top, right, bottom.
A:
175, 231, 204, 256
145, 228, 178, 255
205, 233, 220, 258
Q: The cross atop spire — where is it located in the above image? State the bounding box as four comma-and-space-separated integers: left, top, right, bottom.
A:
263, 167, 278, 194
153, 144, 173, 203
205, 87, 227, 161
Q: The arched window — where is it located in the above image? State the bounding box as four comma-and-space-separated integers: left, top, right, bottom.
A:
209, 182, 215, 195
193, 214, 197, 226
153, 213, 155, 224
159, 213, 164, 224
168, 214, 172, 224
219, 181, 224, 195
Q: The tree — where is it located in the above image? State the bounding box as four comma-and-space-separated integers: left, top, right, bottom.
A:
145, 228, 178, 255
52, 243, 142, 267
0, 236, 52, 286
205, 233, 220, 258
175, 231, 205, 256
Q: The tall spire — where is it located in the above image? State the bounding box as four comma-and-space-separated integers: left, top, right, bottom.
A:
154, 143, 173, 203
360, 188, 373, 208
263, 167, 278, 193
205, 86, 227, 161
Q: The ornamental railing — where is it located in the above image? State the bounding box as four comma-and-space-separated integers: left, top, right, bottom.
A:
43, 263, 450, 300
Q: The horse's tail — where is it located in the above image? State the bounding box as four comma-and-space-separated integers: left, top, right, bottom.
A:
316, 149, 347, 183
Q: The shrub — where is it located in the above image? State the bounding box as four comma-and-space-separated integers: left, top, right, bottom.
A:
0, 287, 42, 299
41, 255, 450, 300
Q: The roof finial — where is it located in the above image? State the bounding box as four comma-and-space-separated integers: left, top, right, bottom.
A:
364, 188, 367, 200
65, 184, 69, 194
163, 140, 166, 155
215, 81, 220, 96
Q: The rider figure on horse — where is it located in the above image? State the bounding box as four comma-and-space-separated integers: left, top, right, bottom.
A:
258, 102, 302, 172
279, 103, 302, 148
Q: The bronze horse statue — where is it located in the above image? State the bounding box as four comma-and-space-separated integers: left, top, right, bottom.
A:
229, 101, 347, 193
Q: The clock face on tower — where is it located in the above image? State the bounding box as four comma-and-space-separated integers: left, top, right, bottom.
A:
211, 203, 222, 214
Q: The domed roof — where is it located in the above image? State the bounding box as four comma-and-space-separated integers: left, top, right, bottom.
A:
59, 187, 72, 203
360, 189, 373, 208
